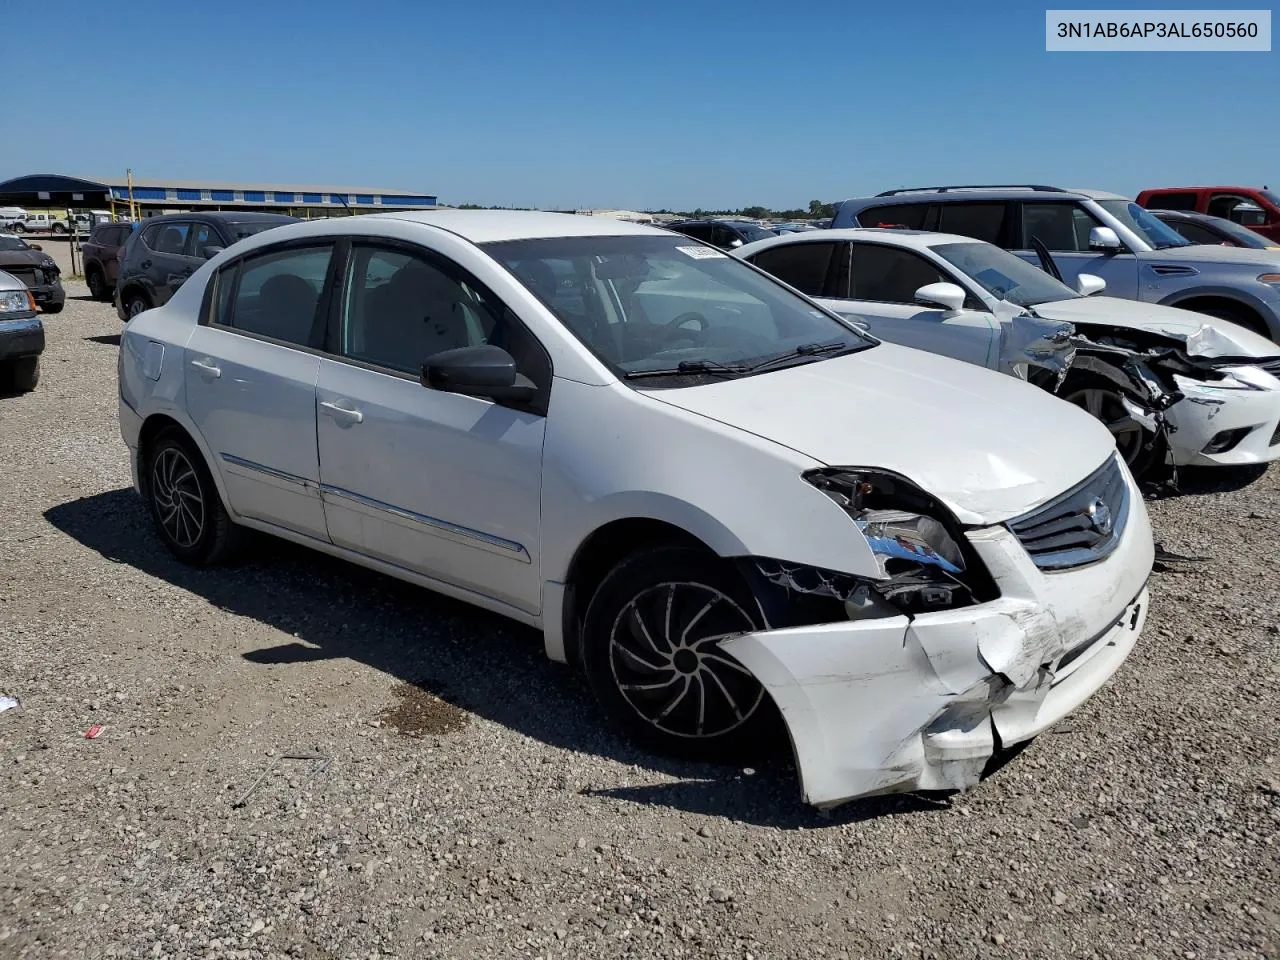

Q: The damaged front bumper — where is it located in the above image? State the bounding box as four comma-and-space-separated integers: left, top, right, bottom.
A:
1165, 372, 1280, 466
720, 478, 1154, 809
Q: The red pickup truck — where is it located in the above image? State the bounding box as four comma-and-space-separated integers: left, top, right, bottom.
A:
1136, 186, 1280, 243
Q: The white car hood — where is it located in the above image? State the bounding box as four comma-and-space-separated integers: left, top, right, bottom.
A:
644, 343, 1116, 525
1032, 296, 1279, 358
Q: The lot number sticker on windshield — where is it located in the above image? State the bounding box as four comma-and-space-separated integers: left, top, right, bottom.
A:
676, 245, 727, 259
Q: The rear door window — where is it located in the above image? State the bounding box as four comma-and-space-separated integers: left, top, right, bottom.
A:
151, 222, 192, 256
850, 243, 947, 303
856, 203, 929, 229
750, 242, 838, 297
936, 202, 1008, 244
215, 244, 334, 346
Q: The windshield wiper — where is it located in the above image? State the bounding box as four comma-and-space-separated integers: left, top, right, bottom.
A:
742, 339, 868, 373
622, 359, 746, 380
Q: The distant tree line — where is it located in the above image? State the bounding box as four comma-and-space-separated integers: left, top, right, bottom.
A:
650, 200, 838, 220
450, 200, 839, 219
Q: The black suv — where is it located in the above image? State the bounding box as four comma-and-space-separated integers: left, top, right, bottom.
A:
665, 219, 776, 250
115, 212, 298, 320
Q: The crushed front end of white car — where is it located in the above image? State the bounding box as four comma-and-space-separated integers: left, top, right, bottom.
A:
717, 454, 1151, 807
1039, 305, 1280, 470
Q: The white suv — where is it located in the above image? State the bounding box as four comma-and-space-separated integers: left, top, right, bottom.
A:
118, 211, 1153, 807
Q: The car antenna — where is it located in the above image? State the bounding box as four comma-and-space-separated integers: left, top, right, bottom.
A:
335, 195, 354, 217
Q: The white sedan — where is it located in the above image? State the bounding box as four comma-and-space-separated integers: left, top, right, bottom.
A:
119, 211, 1153, 808
736, 229, 1280, 476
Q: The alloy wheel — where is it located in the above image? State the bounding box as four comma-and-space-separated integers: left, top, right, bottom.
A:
608, 582, 763, 739
128, 297, 147, 318
1065, 387, 1146, 466
150, 447, 205, 548
87, 271, 103, 299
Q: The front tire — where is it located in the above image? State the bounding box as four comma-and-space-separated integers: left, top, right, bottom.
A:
2, 357, 39, 393
1060, 376, 1164, 478
580, 547, 777, 761
142, 427, 240, 565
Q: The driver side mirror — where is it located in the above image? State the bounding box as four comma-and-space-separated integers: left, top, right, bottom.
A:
914, 282, 967, 315
29, 243, 42, 251
422, 344, 537, 404
726, 238, 744, 249
1088, 226, 1122, 253
201, 245, 225, 260
1076, 273, 1106, 297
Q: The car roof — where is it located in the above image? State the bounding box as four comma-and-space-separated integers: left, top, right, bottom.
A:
371, 209, 669, 243
841, 187, 1129, 207
138, 211, 298, 225
1141, 185, 1265, 192
741, 227, 982, 255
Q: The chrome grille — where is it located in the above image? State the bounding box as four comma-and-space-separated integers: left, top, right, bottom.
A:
1008, 455, 1130, 570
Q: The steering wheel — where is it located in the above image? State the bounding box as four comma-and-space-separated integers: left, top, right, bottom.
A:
662, 311, 709, 338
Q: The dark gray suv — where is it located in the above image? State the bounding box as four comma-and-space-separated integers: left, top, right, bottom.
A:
115, 212, 298, 320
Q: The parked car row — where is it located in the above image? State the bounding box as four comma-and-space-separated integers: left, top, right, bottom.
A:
0, 207, 115, 235
0, 233, 64, 314
110, 211, 299, 317
735, 226, 1280, 478
0, 268, 44, 393
118, 210, 1157, 809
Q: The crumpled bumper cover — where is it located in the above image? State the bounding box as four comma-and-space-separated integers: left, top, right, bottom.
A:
720, 492, 1154, 808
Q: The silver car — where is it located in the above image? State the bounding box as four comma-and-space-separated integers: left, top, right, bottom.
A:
0, 269, 44, 392
833, 185, 1280, 341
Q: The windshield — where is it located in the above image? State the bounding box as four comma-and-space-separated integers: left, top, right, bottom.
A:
484, 235, 873, 379
1095, 200, 1190, 250
934, 241, 1079, 307
727, 222, 776, 243
0, 237, 31, 252
225, 219, 297, 241
1206, 217, 1274, 248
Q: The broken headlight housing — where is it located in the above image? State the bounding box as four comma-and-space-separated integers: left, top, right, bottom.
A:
749, 469, 997, 623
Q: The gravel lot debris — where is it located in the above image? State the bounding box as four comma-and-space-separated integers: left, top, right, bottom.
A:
1, 261, 1277, 959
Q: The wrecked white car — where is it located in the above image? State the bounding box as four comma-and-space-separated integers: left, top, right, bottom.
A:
737, 229, 1280, 478
118, 212, 1154, 809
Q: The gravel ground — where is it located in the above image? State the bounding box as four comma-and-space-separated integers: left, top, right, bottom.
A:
1, 269, 1278, 960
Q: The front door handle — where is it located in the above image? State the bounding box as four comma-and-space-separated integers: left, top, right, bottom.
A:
190, 357, 221, 378
320, 399, 364, 425
140, 259, 152, 269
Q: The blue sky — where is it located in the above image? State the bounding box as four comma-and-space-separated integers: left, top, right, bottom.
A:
14, 0, 1278, 210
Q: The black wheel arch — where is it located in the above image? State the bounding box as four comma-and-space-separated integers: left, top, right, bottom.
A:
560, 519, 720, 668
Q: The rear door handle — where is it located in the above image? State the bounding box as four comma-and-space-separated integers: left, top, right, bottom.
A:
190, 357, 221, 378
320, 399, 364, 425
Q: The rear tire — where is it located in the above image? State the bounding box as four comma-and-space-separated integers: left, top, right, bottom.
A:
2, 357, 39, 393
86, 267, 106, 300
580, 546, 779, 761
10, 223, 24, 234
142, 427, 241, 565
126, 291, 150, 319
